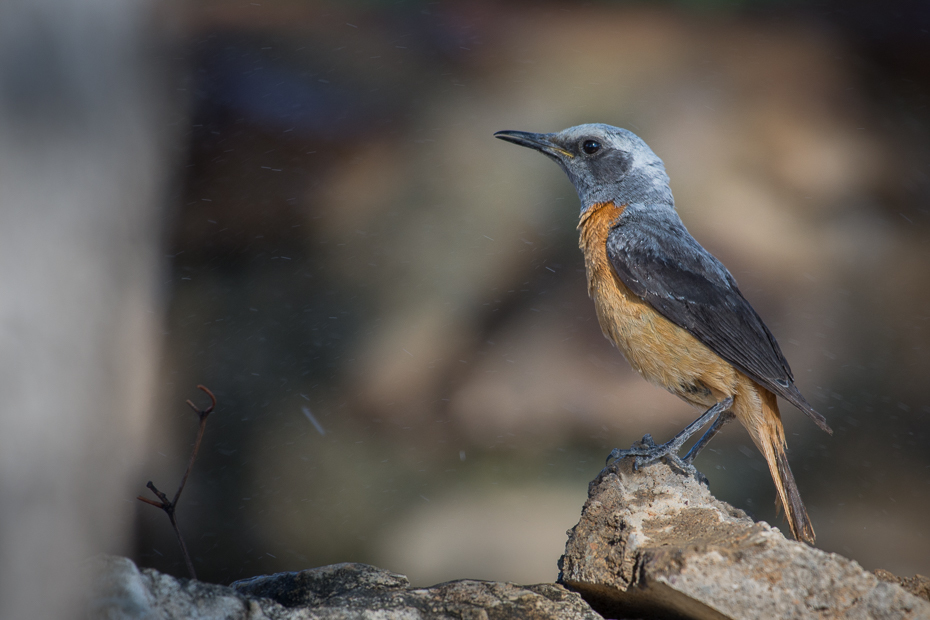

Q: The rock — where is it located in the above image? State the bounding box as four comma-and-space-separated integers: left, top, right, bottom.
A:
234, 566, 603, 619
875, 570, 930, 604
85, 555, 267, 620
85, 555, 603, 620
231, 562, 411, 608
558, 456, 930, 620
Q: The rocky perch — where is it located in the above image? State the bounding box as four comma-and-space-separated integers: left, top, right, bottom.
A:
561, 458, 930, 619
88, 458, 930, 619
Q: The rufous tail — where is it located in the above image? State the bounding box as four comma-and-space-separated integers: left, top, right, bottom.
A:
744, 387, 816, 545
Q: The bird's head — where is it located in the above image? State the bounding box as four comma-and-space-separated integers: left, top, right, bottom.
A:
494, 123, 674, 213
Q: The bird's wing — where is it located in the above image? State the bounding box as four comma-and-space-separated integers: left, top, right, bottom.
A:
606, 215, 831, 433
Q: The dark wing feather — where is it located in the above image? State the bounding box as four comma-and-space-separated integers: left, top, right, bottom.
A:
606, 215, 831, 433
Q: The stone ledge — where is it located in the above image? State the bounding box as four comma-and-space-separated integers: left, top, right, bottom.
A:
85, 555, 603, 619
558, 457, 930, 620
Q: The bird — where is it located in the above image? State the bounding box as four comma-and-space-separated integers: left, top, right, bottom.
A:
494, 123, 831, 545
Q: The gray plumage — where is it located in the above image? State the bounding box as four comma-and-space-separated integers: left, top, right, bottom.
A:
547, 124, 675, 210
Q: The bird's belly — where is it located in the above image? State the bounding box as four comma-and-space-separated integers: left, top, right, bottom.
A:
590, 273, 737, 408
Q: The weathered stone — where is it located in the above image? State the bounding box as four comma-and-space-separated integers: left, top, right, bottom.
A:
234, 566, 605, 620
232, 562, 411, 608
558, 456, 930, 620
875, 570, 930, 604
85, 555, 604, 620
85, 555, 266, 620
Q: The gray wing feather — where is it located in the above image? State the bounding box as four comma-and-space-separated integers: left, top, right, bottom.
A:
606, 211, 831, 433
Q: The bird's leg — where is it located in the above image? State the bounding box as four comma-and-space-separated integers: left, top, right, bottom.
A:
683, 409, 735, 465
606, 397, 734, 478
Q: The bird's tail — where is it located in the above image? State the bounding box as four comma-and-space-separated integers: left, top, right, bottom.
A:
741, 385, 816, 545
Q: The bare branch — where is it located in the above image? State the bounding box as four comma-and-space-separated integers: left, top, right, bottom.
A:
137, 385, 217, 581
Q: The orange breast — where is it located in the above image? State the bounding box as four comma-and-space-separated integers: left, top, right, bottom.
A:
577, 202, 739, 407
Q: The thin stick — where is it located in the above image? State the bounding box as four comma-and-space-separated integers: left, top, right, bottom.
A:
174, 385, 216, 506
137, 385, 216, 580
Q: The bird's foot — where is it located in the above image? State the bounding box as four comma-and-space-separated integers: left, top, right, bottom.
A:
605, 434, 708, 483
604, 397, 734, 484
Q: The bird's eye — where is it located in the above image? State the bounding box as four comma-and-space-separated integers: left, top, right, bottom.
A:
582, 140, 601, 155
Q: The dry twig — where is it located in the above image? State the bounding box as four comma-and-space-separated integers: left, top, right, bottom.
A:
137, 384, 216, 580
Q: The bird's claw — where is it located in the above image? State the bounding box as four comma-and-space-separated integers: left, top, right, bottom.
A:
605, 433, 656, 467
605, 433, 708, 484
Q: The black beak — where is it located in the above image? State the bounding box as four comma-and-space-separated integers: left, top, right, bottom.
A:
494, 130, 573, 159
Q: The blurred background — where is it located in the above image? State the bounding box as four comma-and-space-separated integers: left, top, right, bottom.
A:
7, 0, 921, 602
132, 0, 930, 587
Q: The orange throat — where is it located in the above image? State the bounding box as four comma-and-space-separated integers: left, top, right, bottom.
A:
577, 202, 627, 300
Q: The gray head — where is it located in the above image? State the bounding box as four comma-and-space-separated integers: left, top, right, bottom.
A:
494, 123, 674, 213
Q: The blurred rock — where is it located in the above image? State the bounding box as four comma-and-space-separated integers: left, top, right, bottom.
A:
231, 562, 410, 608
86, 556, 250, 620
559, 456, 930, 619
875, 569, 930, 604
86, 555, 602, 619
232, 563, 601, 619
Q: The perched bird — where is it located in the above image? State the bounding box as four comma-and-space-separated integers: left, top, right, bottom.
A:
495, 124, 831, 545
